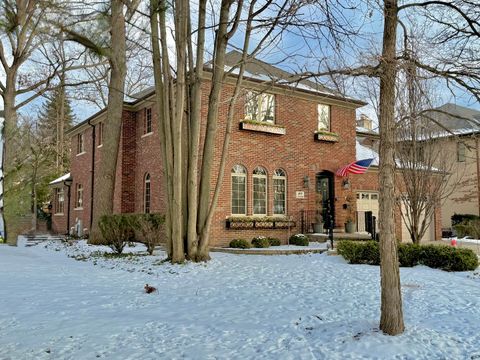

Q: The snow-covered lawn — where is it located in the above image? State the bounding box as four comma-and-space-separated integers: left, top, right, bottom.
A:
1, 240, 480, 359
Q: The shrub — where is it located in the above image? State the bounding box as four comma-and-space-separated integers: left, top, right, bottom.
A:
268, 237, 281, 246
337, 240, 478, 271
133, 213, 165, 255
451, 214, 480, 226
289, 234, 309, 246
229, 239, 251, 249
98, 214, 137, 254
251, 236, 270, 248
398, 243, 421, 267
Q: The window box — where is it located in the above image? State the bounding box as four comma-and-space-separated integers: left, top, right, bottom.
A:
314, 130, 339, 142
226, 216, 295, 230
240, 120, 286, 135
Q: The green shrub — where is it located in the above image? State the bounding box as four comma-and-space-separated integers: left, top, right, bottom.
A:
132, 213, 165, 255
398, 243, 422, 267
229, 239, 251, 249
98, 214, 137, 254
337, 240, 478, 271
251, 236, 270, 248
451, 213, 480, 226
268, 237, 281, 246
289, 234, 309, 246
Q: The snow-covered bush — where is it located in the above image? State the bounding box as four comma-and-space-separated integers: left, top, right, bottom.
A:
268, 237, 281, 246
289, 234, 309, 246
229, 239, 251, 249
251, 236, 270, 248
98, 214, 136, 254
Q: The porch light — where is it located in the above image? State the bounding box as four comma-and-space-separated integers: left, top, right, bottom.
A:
342, 178, 350, 189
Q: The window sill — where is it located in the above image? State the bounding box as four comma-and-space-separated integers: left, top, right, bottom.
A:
54, 213, 65, 216
240, 121, 286, 135
141, 132, 153, 138
314, 131, 339, 142
76, 151, 87, 157
74, 207, 83, 211
97, 144, 103, 148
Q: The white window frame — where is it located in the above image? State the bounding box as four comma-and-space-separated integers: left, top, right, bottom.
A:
144, 173, 151, 214
76, 133, 85, 155
75, 184, 83, 209
317, 104, 331, 131
253, 167, 267, 216
231, 165, 247, 216
273, 169, 287, 215
55, 188, 65, 215
245, 91, 275, 124
144, 108, 153, 135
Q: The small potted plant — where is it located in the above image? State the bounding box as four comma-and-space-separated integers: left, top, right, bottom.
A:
344, 194, 356, 233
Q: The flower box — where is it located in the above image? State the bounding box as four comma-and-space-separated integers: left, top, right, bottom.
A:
314, 131, 339, 142
240, 120, 286, 135
226, 216, 295, 230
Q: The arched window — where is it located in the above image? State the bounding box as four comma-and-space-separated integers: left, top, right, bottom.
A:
253, 167, 267, 215
273, 169, 286, 215
144, 173, 151, 213
231, 165, 247, 215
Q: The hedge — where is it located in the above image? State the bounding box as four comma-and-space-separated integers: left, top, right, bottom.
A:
337, 240, 478, 271
229, 239, 251, 249
251, 236, 271, 248
289, 234, 309, 246
451, 214, 480, 226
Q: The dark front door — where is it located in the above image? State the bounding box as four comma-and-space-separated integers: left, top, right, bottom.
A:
316, 171, 335, 229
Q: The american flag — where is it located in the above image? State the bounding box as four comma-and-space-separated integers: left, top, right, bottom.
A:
336, 158, 375, 177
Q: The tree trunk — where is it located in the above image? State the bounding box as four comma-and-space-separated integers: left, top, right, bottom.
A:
89, 0, 127, 243
378, 0, 405, 335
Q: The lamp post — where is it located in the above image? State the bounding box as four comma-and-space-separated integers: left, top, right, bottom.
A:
63, 178, 73, 236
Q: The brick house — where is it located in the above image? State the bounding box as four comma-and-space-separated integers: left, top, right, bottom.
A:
50, 52, 441, 245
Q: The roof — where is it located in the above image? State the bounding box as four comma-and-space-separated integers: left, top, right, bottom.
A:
356, 140, 379, 167
423, 103, 480, 136
49, 173, 72, 186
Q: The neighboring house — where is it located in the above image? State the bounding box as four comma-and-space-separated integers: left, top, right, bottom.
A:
420, 104, 480, 231
49, 52, 442, 245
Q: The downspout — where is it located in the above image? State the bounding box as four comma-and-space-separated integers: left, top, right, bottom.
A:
88, 119, 96, 229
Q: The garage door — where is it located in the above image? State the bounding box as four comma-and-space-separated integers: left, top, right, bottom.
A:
356, 191, 379, 232
400, 201, 434, 243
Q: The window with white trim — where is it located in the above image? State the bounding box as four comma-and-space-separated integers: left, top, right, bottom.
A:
75, 184, 83, 209
55, 188, 65, 214
245, 91, 275, 123
253, 167, 267, 215
144, 108, 152, 134
317, 104, 330, 131
77, 133, 84, 154
273, 169, 286, 215
144, 173, 151, 214
231, 165, 247, 215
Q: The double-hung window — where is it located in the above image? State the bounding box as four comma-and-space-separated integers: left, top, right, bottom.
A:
55, 188, 65, 214
253, 167, 267, 215
77, 133, 85, 154
317, 104, 331, 131
231, 165, 247, 215
144, 108, 152, 134
245, 91, 275, 123
75, 184, 83, 209
273, 169, 286, 215
144, 173, 151, 213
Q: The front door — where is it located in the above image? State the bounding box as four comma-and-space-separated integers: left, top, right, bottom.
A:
316, 171, 335, 229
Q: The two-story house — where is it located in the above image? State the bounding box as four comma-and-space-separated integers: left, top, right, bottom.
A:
49, 52, 442, 245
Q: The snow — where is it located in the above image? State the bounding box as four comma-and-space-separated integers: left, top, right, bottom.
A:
227, 242, 328, 251
49, 173, 71, 185
356, 140, 379, 166
1, 239, 480, 359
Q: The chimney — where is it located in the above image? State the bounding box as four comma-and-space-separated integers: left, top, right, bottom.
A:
357, 114, 373, 130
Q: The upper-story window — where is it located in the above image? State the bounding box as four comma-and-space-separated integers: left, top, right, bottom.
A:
317, 104, 331, 131
253, 167, 267, 215
245, 91, 275, 123
55, 188, 65, 214
457, 142, 466, 162
144, 108, 153, 134
75, 183, 83, 209
76, 133, 85, 154
98, 122, 104, 146
231, 165, 247, 215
